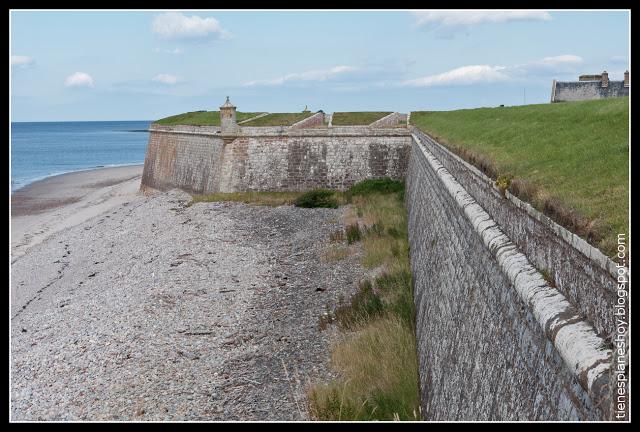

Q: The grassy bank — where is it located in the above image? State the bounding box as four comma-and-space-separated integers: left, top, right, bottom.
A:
331, 112, 392, 126
411, 97, 629, 257
240, 112, 314, 126
154, 111, 264, 126
189, 180, 420, 420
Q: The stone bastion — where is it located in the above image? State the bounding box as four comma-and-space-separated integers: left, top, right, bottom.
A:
140, 99, 626, 421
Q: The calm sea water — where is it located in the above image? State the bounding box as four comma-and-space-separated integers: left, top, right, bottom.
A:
10, 121, 152, 193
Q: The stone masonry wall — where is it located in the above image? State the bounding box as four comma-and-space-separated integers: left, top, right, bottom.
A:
141, 129, 224, 195
141, 126, 411, 194
141, 123, 619, 420
289, 112, 325, 129
552, 80, 628, 102
369, 112, 407, 128
216, 135, 410, 192
406, 137, 611, 420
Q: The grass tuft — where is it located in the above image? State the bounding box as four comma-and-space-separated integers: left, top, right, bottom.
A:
329, 229, 346, 243
308, 317, 420, 421
345, 223, 362, 244
294, 189, 340, 208
323, 245, 351, 263
333, 280, 384, 330
347, 178, 404, 197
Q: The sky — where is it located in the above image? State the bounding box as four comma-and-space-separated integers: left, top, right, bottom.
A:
10, 10, 630, 122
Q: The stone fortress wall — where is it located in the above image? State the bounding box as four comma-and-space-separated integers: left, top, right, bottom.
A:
551, 70, 629, 102
140, 100, 625, 420
142, 100, 412, 194
142, 124, 412, 194
406, 129, 621, 420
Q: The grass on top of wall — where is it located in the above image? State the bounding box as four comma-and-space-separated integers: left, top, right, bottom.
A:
240, 112, 315, 127
331, 112, 392, 126
411, 97, 629, 258
154, 111, 264, 126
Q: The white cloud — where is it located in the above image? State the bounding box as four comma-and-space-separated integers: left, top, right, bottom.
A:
244, 65, 357, 86
152, 12, 230, 41
152, 74, 181, 85
154, 47, 184, 54
404, 65, 510, 87
412, 10, 552, 27
536, 54, 583, 67
512, 54, 584, 77
411, 10, 551, 36
404, 54, 585, 87
610, 55, 628, 64
11, 55, 34, 67
64, 72, 94, 87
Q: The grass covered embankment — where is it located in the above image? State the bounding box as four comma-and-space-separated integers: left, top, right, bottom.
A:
331, 112, 392, 126
154, 111, 264, 126
411, 97, 629, 258
189, 179, 420, 420
240, 112, 314, 126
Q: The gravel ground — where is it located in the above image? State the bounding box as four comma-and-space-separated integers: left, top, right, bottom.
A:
11, 189, 368, 421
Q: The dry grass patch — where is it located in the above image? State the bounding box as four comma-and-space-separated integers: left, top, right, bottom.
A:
188, 191, 302, 207
309, 317, 420, 421
329, 229, 346, 243
323, 245, 352, 263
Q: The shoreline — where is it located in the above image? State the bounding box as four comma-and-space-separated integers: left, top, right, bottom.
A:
12, 162, 146, 195
11, 164, 145, 259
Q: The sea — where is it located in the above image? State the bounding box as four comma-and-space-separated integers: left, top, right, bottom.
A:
10, 120, 152, 193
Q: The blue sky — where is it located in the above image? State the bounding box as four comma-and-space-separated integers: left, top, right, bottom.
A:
10, 10, 630, 121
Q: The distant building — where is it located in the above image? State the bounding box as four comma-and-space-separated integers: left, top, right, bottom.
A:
551, 70, 629, 102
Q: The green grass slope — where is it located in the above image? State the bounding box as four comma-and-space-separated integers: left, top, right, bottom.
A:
411, 97, 629, 257
240, 112, 314, 126
332, 112, 392, 126
154, 111, 264, 126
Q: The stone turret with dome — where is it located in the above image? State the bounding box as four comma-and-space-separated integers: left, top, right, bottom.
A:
220, 96, 238, 135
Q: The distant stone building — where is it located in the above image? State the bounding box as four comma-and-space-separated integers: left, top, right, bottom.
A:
551, 70, 629, 102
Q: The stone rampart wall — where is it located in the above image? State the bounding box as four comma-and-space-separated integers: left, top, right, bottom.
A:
406, 134, 613, 420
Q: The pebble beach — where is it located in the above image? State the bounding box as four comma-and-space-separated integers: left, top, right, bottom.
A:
10, 169, 366, 420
